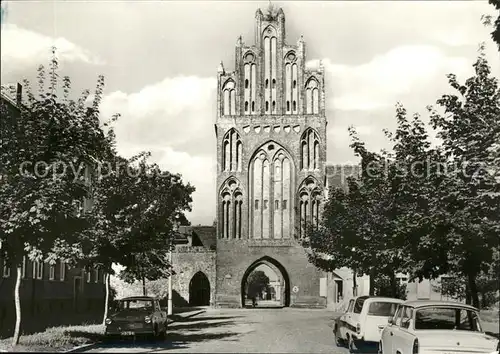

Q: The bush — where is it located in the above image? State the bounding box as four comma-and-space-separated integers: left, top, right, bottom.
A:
373, 274, 408, 300
436, 273, 499, 309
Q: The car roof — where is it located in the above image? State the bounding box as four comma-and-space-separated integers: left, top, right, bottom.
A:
119, 296, 158, 301
402, 300, 478, 311
354, 296, 404, 303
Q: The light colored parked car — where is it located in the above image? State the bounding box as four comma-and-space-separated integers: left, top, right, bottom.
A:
333, 295, 404, 350
104, 296, 168, 339
379, 300, 499, 354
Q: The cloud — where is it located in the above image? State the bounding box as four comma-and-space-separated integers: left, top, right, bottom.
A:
100, 76, 217, 151
0, 24, 104, 67
308, 45, 470, 111
100, 76, 218, 225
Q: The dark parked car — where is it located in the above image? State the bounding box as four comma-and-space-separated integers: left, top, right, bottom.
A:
105, 296, 167, 339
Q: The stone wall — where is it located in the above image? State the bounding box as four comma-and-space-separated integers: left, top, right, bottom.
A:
110, 249, 216, 307
172, 249, 216, 306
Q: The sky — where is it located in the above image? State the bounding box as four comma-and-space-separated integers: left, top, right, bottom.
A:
1, 0, 499, 226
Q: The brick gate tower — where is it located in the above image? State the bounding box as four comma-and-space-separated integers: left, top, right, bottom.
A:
215, 5, 327, 308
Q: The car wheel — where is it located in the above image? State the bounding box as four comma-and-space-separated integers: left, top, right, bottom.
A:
348, 336, 357, 353
150, 325, 159, 341
333, 327, 345, 347
377, 341, 383, 354
158, 322, 167, 340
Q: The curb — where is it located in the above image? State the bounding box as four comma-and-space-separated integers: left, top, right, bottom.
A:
64, 342, 98, 353
64, 310, 206, 353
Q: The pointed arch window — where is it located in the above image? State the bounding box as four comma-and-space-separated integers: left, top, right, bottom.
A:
298, 177, 323, 238
222, 129, 242, 172
219, 178, 243, 239
222, 80, 236, 116
250, 142, 294, 240
285, 52, 298, 115
300, 128, 320, 170
244, 52, 256, 116
263, 26, 277, 114
305, 78, 319, 114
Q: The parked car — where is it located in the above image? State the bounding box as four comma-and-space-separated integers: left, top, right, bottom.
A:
333, 295, 404, 350
104, 296, 168, 339
379, 300, 499, 354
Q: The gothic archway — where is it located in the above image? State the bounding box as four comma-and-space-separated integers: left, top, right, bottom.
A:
189, 271, 211, 306
241, 256, 290, 308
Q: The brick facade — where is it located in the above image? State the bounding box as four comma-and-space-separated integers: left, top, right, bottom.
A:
171, 246, 216, 306
214, 6, 329, 308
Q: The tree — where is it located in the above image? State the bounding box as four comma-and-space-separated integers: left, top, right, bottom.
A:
306, 52, 499, 307
483, 0, 500, 51
72, 152, 194, 323
305, 120, 414, 297
246, 271, 270, 299
428, 51, 500, 308
435, 269, 499, 308
372, 274, 408, 300
0, 49, 115, 346
115, 160, 194, 284
383, 105, 453, 284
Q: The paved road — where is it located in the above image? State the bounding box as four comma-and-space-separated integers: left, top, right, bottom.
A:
81, 308, 350, 353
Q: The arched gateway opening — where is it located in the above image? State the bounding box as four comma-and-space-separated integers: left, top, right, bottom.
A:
241, 256, 290, 308
189, 272, 210, 306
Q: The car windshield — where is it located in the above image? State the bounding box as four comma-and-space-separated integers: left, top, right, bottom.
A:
414, 307, 482, 331
367, 302, 399, 316
119, 299, 154, 310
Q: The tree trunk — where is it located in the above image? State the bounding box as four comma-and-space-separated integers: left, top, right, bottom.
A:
142, 277, 147, 296
465, 282, 472, 305
102, 273, 110, 324
390, 272, 398, 298
352, 271, 358, 297
369, 269, 375, 296
480, 292, 487, 309
467, 272, 480, 309
12, 265, 22, 347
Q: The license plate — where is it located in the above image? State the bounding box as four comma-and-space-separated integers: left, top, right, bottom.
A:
121, 331, 134, 336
